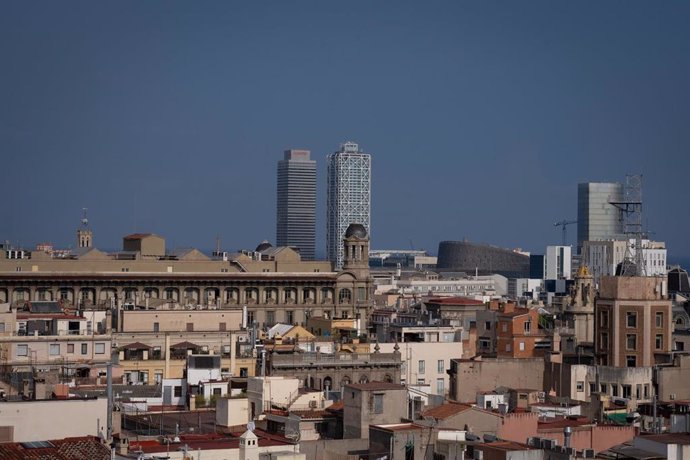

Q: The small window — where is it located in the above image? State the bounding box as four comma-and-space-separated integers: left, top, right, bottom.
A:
373, 394, 384, 414
81, 343, 88, 355
95, 343, 105, 354
655, 312, 663, 328
67, 344, 75, 354
418, 360, 425, 374
626, 312, 637, 328
505, 343, 512, 352
485, 321, 491, 331
49, 344, 60, 356
524, 321, 531, 333
576, 381, 584, 392
600, 332, 609, 350
17, 344, 28, 357
437, 360, 444, 373
519, 342, 525, 351
174, 386, 182, 397
502, 322, 507, 332
626, 355, 637, 367
622, 385, 632, 399
655, 334, 663, 350
626, 334, 637, 350
0, 323, 5, 333
153, 322, 159, 332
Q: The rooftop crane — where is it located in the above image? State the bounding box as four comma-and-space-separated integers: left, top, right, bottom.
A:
554, 219, 577, 246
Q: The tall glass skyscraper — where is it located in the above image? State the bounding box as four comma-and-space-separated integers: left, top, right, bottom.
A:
577, 182, 624, 254
276, 150, 316, 260
327, 142, 371, 269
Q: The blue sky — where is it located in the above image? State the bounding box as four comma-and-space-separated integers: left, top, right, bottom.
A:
2, 1, 689, 258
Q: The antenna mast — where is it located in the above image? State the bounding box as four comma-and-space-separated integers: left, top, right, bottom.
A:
610, 175, 645, 276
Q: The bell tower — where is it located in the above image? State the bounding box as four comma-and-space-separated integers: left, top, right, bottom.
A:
76, 208, 93, 249
342, 223, 369, 272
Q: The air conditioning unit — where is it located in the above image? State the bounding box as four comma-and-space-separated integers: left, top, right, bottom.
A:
541, 439, 557, 449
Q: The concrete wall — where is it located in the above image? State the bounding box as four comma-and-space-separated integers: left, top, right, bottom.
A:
300, 439, 368, 460
657, 355, 690, 401
373, 341, 461, 395
342, 386, 407, 439
0, 397, 107, 442
120, 310, 242, 333
217, 397, 249, 427
450, 358, 544, 402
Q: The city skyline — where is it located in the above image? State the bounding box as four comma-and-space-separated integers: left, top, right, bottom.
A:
2, 2, 690, 258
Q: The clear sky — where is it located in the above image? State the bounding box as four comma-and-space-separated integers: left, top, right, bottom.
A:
2, 1, 689, 258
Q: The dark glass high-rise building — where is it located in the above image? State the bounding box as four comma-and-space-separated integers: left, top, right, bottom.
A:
577, 182, 624, 254
276, 150, 316, 260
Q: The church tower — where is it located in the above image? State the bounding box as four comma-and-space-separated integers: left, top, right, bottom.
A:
76, 208, 93, 249
565, 265, 595, 344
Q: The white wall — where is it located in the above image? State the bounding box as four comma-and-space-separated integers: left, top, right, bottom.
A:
0, 398, 107, 442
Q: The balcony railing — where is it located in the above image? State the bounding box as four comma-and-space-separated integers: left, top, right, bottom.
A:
270, 352, 400, 368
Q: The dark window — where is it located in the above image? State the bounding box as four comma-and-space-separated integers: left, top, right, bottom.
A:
186, 323, 194, 332
373, 394, 384, 414
626, 312, 637, 328
81, 343, 88, 355
174, 386, 182, 397
626, 355, 637, 367
655, 334, 663, 350
219, 323, 226, 332
626, 334, 637, 350
153, 322, 159, 332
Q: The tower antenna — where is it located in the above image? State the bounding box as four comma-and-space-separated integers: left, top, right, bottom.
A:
609, 174, 645, 276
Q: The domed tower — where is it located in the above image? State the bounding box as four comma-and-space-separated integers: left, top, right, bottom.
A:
342, 223, 369, 271
76, 208, 93, 249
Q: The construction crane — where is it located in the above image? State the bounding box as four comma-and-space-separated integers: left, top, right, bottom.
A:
554, 220, 577, 246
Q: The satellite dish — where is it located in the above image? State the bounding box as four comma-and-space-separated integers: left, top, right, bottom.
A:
247, 421, 256, 432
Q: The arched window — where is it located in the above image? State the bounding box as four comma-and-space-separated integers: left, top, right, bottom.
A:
339, 289, 352, 304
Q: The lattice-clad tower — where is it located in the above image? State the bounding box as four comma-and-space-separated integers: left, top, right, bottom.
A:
327, 142, 371, 269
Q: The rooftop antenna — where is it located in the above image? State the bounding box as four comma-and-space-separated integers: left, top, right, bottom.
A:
216, 234, 221, 253
610, 174, 645, 276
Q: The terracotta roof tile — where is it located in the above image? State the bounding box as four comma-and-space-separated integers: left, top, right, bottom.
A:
421, 402, 473, 420
0, 436, 110, 460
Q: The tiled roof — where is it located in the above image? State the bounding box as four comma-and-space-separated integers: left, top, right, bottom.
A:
421, 402, 473, 420
123, 233, 153, 239
0, 436, 110, 460
637, 433, 690, 445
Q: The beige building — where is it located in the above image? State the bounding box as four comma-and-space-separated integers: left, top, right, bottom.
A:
372, 341, 462, 396
343, 382, 407, 439
0, 397, 108, 443
0, 228, 374, 333
595, 276, 672, 367
448, 357, 545, 402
